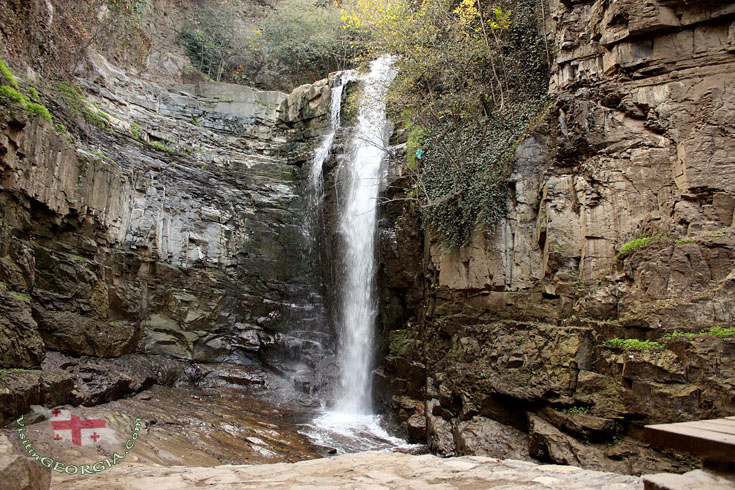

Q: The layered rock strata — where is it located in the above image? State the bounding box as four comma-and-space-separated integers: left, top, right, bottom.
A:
0, 51, 336, 421
376, 0, 735, 474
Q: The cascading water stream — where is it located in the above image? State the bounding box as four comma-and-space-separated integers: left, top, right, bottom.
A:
301, 56, 412, 453
305, 71, 353, 247
335, 56, 395, 414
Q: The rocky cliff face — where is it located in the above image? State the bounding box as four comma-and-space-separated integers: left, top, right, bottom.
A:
377, 0, 735, 474
0, 46, 335, 421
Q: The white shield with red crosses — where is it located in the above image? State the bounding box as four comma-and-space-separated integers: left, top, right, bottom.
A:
49, 409, 114, 447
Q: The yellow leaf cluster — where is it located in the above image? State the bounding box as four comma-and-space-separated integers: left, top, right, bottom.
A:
454, 0, 480, 27
339, 0, 409, 37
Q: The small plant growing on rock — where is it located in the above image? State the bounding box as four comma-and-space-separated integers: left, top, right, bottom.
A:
0, 83, 53, 123
387, 330, 411, 358
703, 227, 730, 238
663, 330, 697, 340
130, 122, 142, 140
0, 368, 41, 380
616, 237, 652, 258
56, 81, 108, 130
9, 290, 31, 303
25, 103, 52, 122
90, 150, 113, 162
150, 140, 176, 154
603, 338, 665, 350
710, 326, 735, 338
0, 59, 18, 88
664, 327, 735, 341
0, 281, 31, 303
0, 84, 26, 104
561, 406, 591, 415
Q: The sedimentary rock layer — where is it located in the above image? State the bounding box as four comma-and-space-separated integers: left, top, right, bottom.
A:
376, 0, 735, 473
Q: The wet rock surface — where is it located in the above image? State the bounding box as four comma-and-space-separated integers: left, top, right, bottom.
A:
1, 382, 333, 490
0, 46, 336, 400
1, 384, 321, 471
0, 289, 44, 368
50, 451, 643, 489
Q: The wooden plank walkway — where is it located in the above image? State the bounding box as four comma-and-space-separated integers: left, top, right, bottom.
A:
645, 417, 735, 463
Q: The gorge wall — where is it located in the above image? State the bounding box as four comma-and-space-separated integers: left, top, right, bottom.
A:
376, 0, 735, 474
1, 0, 734, 479
0, 38, 336, 421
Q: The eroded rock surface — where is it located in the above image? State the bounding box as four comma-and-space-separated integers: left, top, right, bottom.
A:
0, 434, 50, 490
50, 451, 643, 490
376, 0, 735, 474
2, 384, 321, 470
0, 47, 336, 402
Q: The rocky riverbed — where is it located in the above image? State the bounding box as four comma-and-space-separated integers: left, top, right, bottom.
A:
2, 384, 323, 469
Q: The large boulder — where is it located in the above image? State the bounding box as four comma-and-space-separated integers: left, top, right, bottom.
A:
455, 416, 531, 460
277, 78, 330, 125
0, 369, 74, 425
0, 433, 51, 490
33, 308, 140, 358
528, 414, 625, 473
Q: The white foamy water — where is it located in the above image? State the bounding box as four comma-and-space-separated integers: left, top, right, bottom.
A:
302, 57, 409, 454
335, 55, 396, 415
301, 410, 413, 454
300, 56, 415, 453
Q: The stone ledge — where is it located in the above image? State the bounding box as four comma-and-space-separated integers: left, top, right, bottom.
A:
643, 469, 735, 490
52, 451, 643, 489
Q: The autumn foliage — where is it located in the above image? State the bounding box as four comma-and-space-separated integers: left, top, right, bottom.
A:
340, 0, 550, 247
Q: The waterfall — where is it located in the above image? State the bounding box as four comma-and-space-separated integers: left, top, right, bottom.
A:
305, 71, 353, 246
336, 55, 396, 413
301, 56, 407, 453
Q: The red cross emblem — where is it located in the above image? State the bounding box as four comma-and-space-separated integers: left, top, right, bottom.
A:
51, 414, 107, 446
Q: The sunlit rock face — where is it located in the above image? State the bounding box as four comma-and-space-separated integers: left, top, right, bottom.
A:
375, 0, 735, 474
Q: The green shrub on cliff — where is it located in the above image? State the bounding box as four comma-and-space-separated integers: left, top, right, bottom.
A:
0, 84, 53, 123
25, 103, 52, 122
343, 0, 550, 247
664, 327, 735, 341
616, 237, 652, 258
674, 237, 695, 246
0, 85, 24, 105
150, 140, 176, 154
710, 326, 735, 338
56, 81, 108, 129
130, 122, 142, 140
603, 338, 665, 351
0, 59, 18, 89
